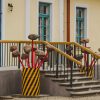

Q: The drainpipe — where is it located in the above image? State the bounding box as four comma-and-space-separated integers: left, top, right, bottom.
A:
67, 0, 70, 42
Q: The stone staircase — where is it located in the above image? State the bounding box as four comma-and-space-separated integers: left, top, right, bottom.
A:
44, 67, 100, 96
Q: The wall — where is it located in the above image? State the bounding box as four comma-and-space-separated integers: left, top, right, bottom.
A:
0, 70, 21, 96
4, 0, 100, 50
64, 0, 67, 41
30, 0, 61, 42
3, 0, 63, 42
0, 69, 70, 96
4, 0, 25, 40
70, 0, 100, 52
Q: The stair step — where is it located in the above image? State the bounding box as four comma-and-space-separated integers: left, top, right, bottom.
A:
40, 70, 64, 74
70, 90, 100, 96
40, 68, 80, 72
61, 68, 80, 72
12, 94, 49, 98
67, 85, 100, 91
45, 72, 85, 77
52, 77, 92, 82
0, 96, 13, 99
60, 80, 100, 87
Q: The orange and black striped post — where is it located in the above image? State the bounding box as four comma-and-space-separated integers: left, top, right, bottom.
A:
21, 34, 40, 97
22, 67, 40, 96
10, 34, 50, 97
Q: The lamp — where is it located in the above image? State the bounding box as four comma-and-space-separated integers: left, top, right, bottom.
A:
8, 3, 13, 12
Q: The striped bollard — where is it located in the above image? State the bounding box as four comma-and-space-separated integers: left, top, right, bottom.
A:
22, 67, 40, 96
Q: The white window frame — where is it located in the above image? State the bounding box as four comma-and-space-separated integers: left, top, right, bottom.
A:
59, 0, 64, 42
74, 4, 88, 42
1, 0, 5, 39
25, 0, 30, 39
37, 0, 54, 41
25, 0, 64, 42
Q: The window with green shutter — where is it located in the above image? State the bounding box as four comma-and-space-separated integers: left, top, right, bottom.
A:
76, 7, 87, 44
39, 2, 50, 41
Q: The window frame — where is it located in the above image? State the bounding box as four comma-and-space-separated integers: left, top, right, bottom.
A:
74, 4, 88, 43
38, 2, 51, 41
76, 7, 86, 43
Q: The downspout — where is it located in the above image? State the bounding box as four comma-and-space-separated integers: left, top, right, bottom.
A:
67, 0, 70, 42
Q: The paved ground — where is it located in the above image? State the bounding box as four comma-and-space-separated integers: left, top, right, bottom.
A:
1, 95, 100, 100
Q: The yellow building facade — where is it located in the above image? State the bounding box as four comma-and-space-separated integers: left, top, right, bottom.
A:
64, 0, 100, 51
1, 0, 64, 42
0, 0, 100, 51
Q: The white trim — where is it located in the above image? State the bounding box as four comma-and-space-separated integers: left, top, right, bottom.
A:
37, 0, 54, 41
50, 3, 53, 41
74, 4, 89, 42
25, 0, 30, 39
1, 0, 5, 66
38, 0, 53, 3
59, 0, 64, 42
1, 0, 5, 40
37, 1, 39, 36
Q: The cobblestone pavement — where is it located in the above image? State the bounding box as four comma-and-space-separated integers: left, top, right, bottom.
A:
1, 95, 100, 100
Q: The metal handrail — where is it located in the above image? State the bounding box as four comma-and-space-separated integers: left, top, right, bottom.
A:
0, 40, 99, 62
0, 40, 99, 82
0, 40, 82, 66
72, 42, 100, 59
48, 42, 100, 59
43, 41, 82, 65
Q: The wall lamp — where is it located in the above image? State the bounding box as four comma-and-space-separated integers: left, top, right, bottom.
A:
8, 3, 13, 12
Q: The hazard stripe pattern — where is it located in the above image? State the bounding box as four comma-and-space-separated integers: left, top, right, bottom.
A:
22, 67, 40, 96
80, 66, 94, 78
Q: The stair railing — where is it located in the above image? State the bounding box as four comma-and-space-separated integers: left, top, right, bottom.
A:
73, 42, 100, 79
0, 40, 82, 87
0, 40, 100, 85
48, 41, 100, 79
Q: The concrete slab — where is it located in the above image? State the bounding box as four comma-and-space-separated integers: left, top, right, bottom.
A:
1, 95, 100, 100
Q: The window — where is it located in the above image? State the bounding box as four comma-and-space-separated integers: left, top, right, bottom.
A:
76, 7, 87, 44
39, 2, 50, 41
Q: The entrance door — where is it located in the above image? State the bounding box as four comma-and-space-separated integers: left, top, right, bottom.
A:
39, 2, 50, 41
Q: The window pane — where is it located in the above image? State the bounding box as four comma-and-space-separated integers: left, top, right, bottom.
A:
76, 7, 86, 44
39, 3, 50, 41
